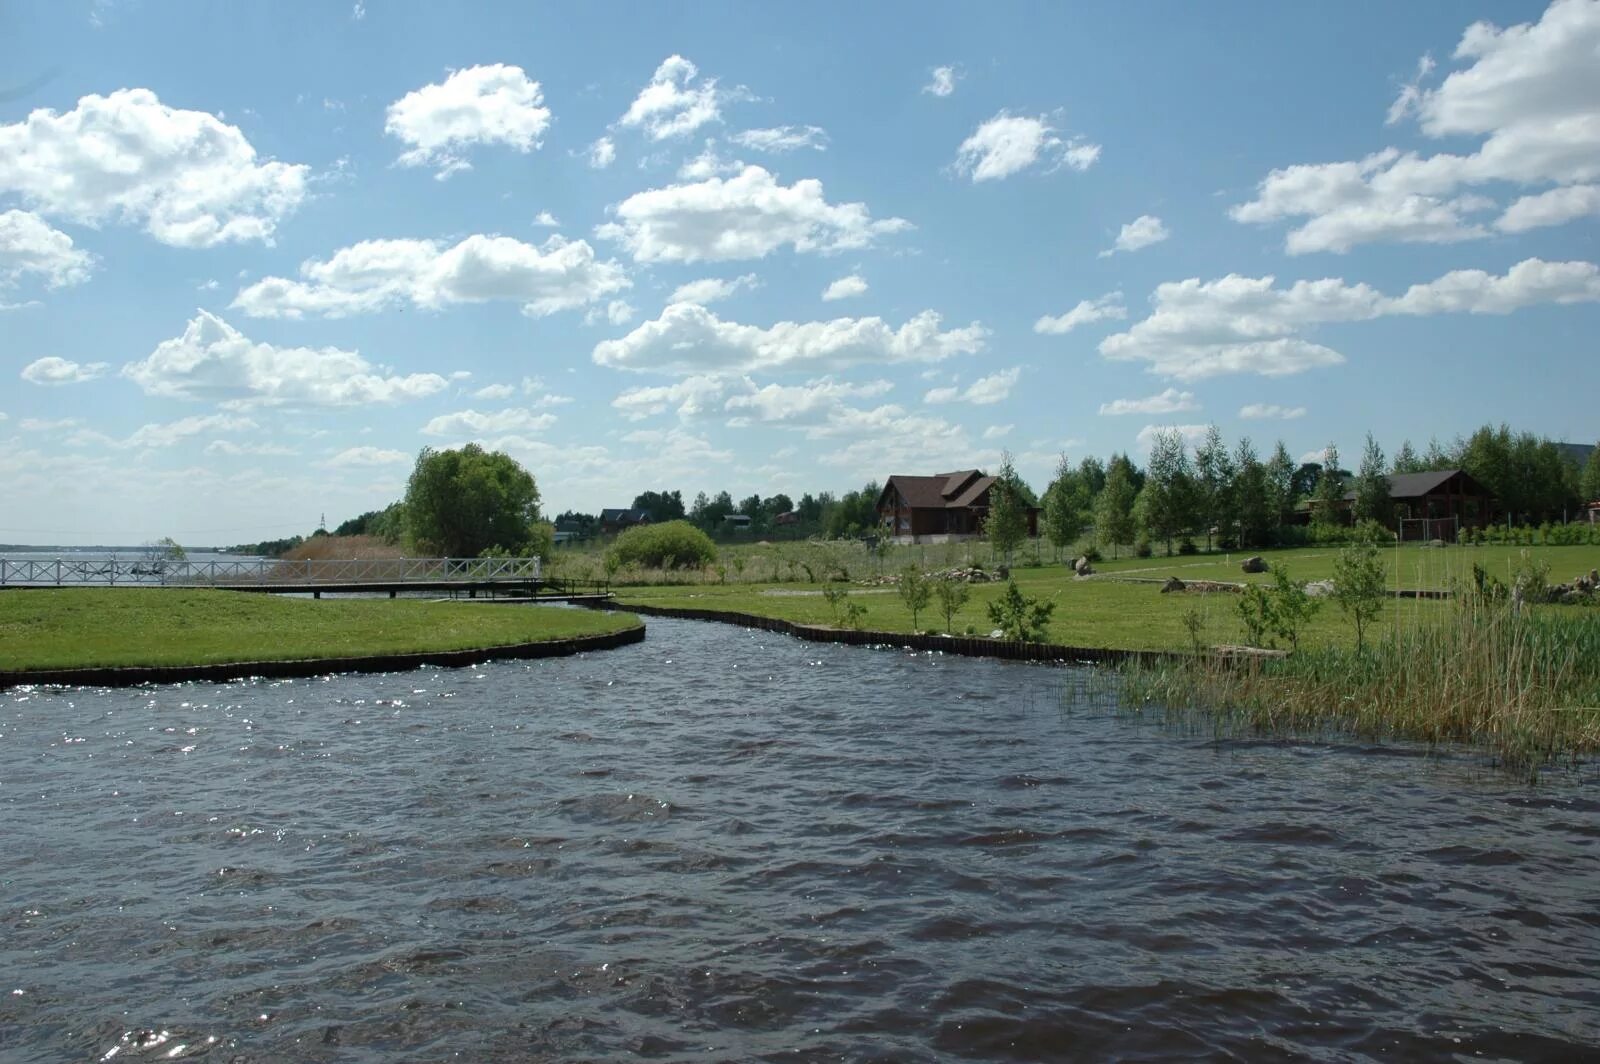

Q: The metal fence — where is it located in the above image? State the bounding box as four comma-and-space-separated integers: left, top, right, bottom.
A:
0, 556, 542, 587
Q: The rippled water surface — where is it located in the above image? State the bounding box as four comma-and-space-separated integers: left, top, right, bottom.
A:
3, 616, 1597, 1061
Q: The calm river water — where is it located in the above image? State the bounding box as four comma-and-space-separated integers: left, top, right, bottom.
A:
2, 616, 1596, 1061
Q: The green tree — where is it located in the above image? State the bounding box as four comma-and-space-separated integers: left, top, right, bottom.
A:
1141, 428, 1197, 554
1332, 536, 1387, 651
1313, 443, 1346, 527
403, 444, 543, 557
986, 579, 1056, 642
897, 564, 932, 630
1233, 437, 1272, 548
1391, 440, 1423, 475
1352, 432, 1391, 525
1095, 453, 1138, 558
1582, 442, 1600, 503
1042, 453, 1090, 560
1265, 440, 1296, 534
631, 490, 685, 523
1194, 425, 1236, 549
985, 451, 1029, 566
933, 576, 970, 633
1267, 566, 1320, 651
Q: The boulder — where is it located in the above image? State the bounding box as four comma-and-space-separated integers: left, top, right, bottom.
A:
1160, 576, 1186, 593
1428, 538, 1445, 548
1074, 556, 1093, 576
1305, 580, 1335, 598
1241, 556, 1269, 574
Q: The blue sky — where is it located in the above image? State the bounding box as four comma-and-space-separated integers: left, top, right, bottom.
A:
2, 0, 1596, 545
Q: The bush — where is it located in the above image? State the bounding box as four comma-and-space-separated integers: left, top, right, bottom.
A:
1177, 537, 1198, 555
1080, 545, 1103, 563
986, 579, 1056, 642
608, 520, 717, 570
1135, 537, 1153, 558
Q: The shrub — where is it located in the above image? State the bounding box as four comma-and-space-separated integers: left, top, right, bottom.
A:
1080, 545, 1103, 563
608, 520, 717, 570
1177, 537, 1198, 555
986, 580, 1056, 642
1135, 537, 1154, 558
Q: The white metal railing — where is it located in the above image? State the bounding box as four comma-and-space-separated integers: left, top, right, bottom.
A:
0, 556, 542, 587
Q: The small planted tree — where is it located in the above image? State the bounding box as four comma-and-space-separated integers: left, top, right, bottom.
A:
934, 576, 971, 633
1332, 537, 1387, 650
1267, 566, 1320, 651
986, 579, 1056, 643
898, 564, 932, 631
986, 451, 1029, 567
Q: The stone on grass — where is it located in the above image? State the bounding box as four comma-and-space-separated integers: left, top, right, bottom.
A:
1241, 556, 1268, 574
1305, 580, 1335, 598
1160, 576, 1186, 593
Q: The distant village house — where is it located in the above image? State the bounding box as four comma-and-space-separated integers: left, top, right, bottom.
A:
876, 469, 1039, 545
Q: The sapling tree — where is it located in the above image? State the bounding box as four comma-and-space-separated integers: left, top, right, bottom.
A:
1267, 566, 1320, 651
986, 451, 1029, 567
986, 580, 1056, 642
1332, 537, 1387, 650
898, 564, 932, 630
934, 576, 971, 633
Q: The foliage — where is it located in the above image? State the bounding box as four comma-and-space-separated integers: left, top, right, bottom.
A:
822, 585, 867, 629
1043, 453, 1091, 559
1265, 441, 1296, 528
1095, 453, 1139, 558
986, 579, 1056, 642
985, 451, 1030, 564
1233, 437, 1273, 548
1391, 440, 1422, 475
1352, 432, 1391, 525
1331, 537, 1387, 650
142, 537, 186, 564
897, 565, 932, 629
688, 490, 736, 532
608, 520, 717, 570
1582, 442, 1600, 503
632, 490, 686, 524
404, 444, 543, 557
933, 576, 971, 633
1312, 442, 1346, 527
1459, 423, 1580, 523
1267, 566, 1320, 651
1140, 428, 1198, 554
1194, 425, 1236, 548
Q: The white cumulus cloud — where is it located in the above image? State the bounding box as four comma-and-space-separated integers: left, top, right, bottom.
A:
593, 303, 987, 375
122, 310, 448, 406
0, 210, 96, 292
923, 66, 958, 97
232, 234, 629, 319
619, 55, 747, 141
597, 165, 910, 263
1034, 292, 1126, 334
923, 367, 1021, 406
822, 274, 868, 301
612, 375, 729, 421
0, 88, 308, 247
953, 110, 1100, 182
1232, 0, 1600, 252
1098, 388, 1198, 416
728, 125, 828, 152
21, 356, 108, 385
385, 64, 551, 179
586, 136, 616, 169
1101, 214, 1170, 257
668, 273, 760, 304
1239, 403, 1307, 420
420, 408, 559, 437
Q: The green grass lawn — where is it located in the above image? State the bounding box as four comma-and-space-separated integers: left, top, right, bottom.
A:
0, 589, 639, 672
608, 542, 1600, 653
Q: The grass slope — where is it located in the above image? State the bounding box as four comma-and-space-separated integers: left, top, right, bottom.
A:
0, 589, 638, 672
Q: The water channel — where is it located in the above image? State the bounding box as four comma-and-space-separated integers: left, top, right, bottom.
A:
2, 615, 1596, 1060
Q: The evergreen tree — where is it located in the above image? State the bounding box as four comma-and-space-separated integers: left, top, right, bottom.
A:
1313, 443, 1346, 527
1095, 453, 1138, 558
1233, 437, 1272, 548
985, 451, 1029, 566
1352, 432, 1391, 525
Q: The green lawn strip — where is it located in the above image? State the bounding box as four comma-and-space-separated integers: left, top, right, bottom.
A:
0, 589, 638, 672
611, 573, 1456, 653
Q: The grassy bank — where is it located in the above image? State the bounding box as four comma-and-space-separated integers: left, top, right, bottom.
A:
1110, 602, 1600, 777
0, 589, 638, 673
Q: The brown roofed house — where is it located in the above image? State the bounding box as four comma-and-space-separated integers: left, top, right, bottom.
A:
876, 469, 1039, 544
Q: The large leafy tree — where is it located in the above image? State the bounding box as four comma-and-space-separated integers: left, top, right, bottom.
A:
1194, 425, 1236, 548
1265, 441, 1296, 534
404, 444, 543, 557
1233, 437, 1272, 548
1042, 453, 1092, 559
631, 490, 685, 523
1352, 432, 1391, 525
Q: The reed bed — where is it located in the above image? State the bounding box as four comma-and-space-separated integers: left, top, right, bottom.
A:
1111, 600, 1600, 778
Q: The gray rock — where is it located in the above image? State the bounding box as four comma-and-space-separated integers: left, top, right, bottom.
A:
1305, 579, 1335, 598
1241, 556, 1268, 574
1161, 576, 1186, 593
1074, 556, 1093, 575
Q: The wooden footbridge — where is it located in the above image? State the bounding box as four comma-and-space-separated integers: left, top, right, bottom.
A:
0, 556, 612, 602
